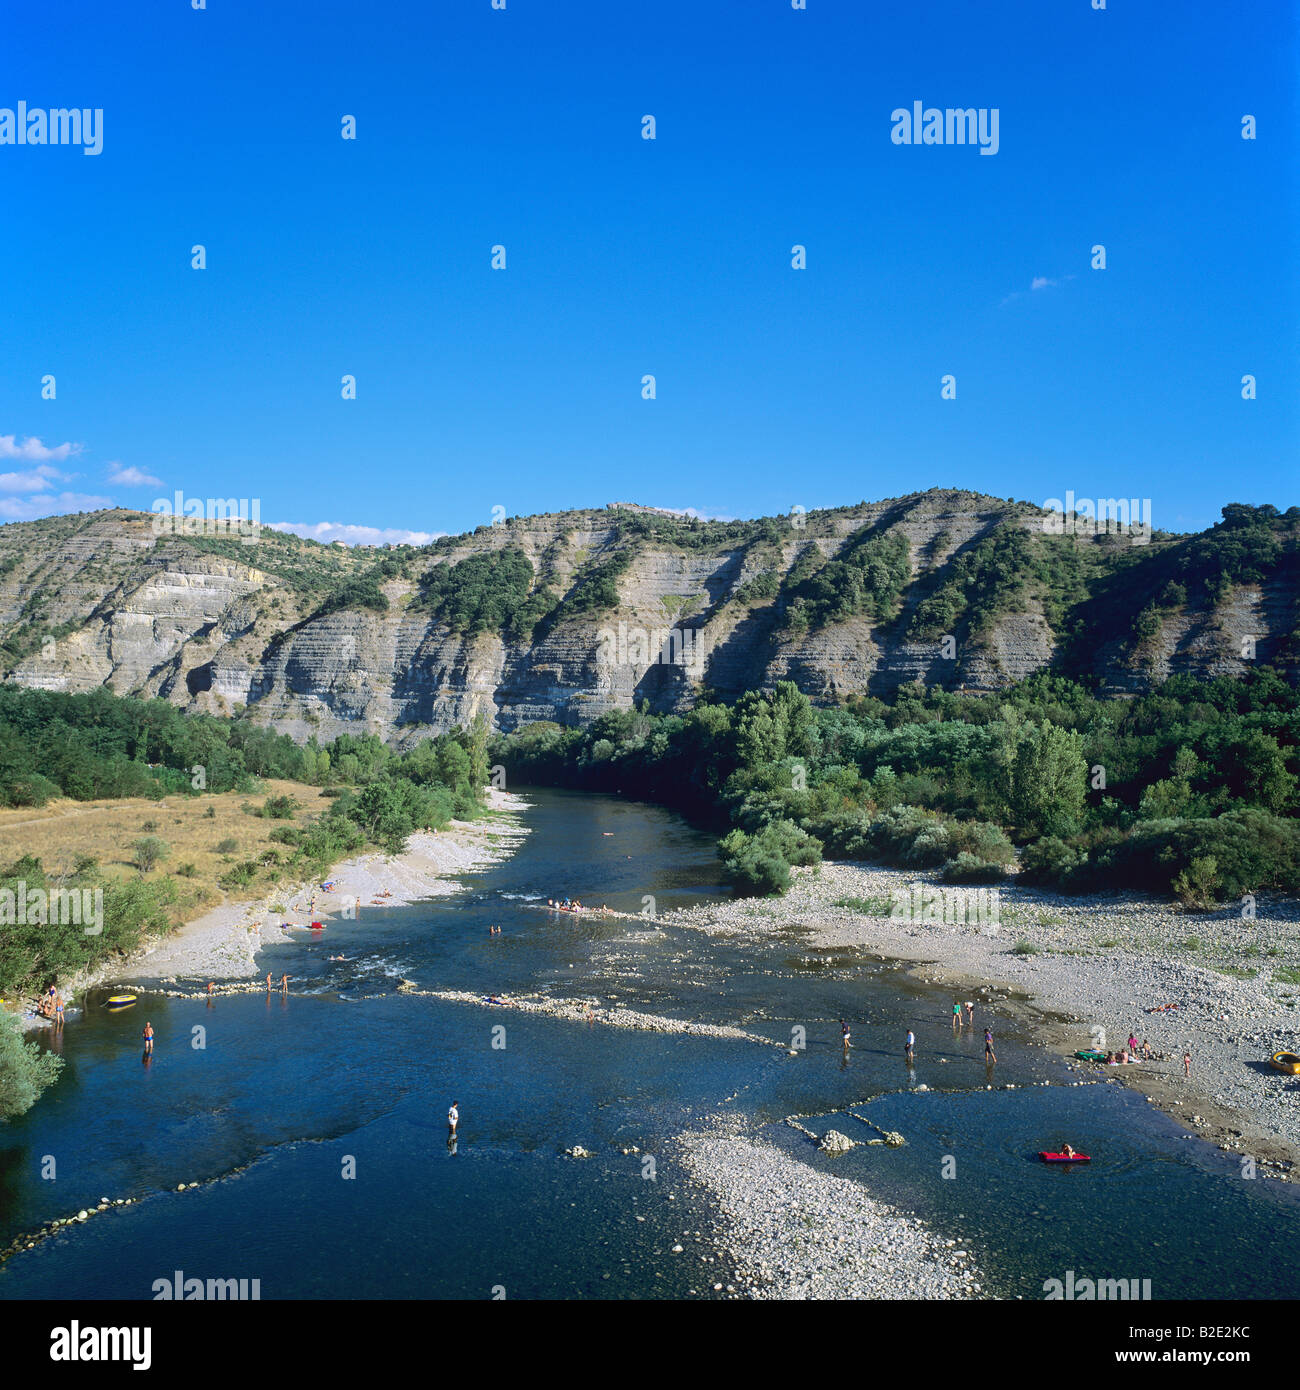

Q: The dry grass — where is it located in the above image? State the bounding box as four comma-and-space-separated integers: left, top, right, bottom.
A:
0, 780, 335, 926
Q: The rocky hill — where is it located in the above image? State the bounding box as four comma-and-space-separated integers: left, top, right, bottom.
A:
1, 492, 1295, 743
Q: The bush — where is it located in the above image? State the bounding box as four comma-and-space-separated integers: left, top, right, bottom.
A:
175, 862, 197, 878
1019, 835, 1086, 888
3, 773, 62, 807
215, 838, 239, 855
261, 794, 299, 820
718, 819, 820, 897
1172, 855, 1222, 908
133, 836, 169, 872
941, 852, 1007, 884
219, 860, 259, 889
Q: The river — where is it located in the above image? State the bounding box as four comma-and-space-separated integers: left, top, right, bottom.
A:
2, 789, 1297, 1299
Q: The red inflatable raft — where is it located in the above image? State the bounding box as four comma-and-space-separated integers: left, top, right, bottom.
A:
1040, 1151, 1091, 1163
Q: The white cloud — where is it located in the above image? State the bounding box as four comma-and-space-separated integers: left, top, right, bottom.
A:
0, 464, 67, 493
1030, 276, 1057, 291
0, 434, 82, 462
0, 491, 114, 522
267, 520, 445, 547
107, 463, 163, 488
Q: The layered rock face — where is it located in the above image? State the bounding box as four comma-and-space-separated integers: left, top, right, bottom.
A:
0, 494, 1293, 743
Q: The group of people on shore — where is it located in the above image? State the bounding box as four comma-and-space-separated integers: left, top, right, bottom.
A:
33, 986, 66, 1029
546, 899, 612, 915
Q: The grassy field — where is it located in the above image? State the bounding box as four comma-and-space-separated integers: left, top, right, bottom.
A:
0, 780, 336, 928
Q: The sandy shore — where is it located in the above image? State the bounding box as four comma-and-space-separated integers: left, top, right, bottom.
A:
663, 861, 1300, 1176
92, 789, 530, 989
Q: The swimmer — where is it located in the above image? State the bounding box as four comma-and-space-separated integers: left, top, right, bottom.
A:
142, 1021, 154, 1055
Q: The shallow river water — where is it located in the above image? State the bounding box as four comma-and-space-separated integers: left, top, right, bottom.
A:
2, 789, 1297, 1299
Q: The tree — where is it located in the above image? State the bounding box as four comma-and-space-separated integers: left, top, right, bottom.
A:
0, 1011, 63, 1119
1008, 720, 1087, 836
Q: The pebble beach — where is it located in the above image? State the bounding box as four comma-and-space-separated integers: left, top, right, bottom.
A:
665, 860, 1300, 1176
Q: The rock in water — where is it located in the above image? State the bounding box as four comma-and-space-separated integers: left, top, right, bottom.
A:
818, 1130, 856, 1154
881, 1131, 906, 1147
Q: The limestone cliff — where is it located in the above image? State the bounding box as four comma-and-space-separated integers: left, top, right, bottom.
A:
1, 493, 1294, 742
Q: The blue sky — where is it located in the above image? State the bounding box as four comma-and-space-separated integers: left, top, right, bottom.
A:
1, 0, 1295, 542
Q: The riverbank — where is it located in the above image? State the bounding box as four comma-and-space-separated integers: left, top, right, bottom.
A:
675, 1115, 981, 1298
61, 790, 531, 995
665, 861, 1300, 1177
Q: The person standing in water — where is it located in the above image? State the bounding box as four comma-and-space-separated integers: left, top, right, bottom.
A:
841, 1019, 851, 1049
142, 1021, 154, 1055
280, 972, 289, 995
904, 1029, 915, 1062
448, 1101, 459, 1135
953, 1001, 962, 1031
984, 1026, 996, 1064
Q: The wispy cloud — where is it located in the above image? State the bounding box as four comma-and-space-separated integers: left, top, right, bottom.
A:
0, 434, 82, 462
107, 463, 163, 488
0, 491, 114, 522
267, 520, 446, 547
1001, 273, 1074, 307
